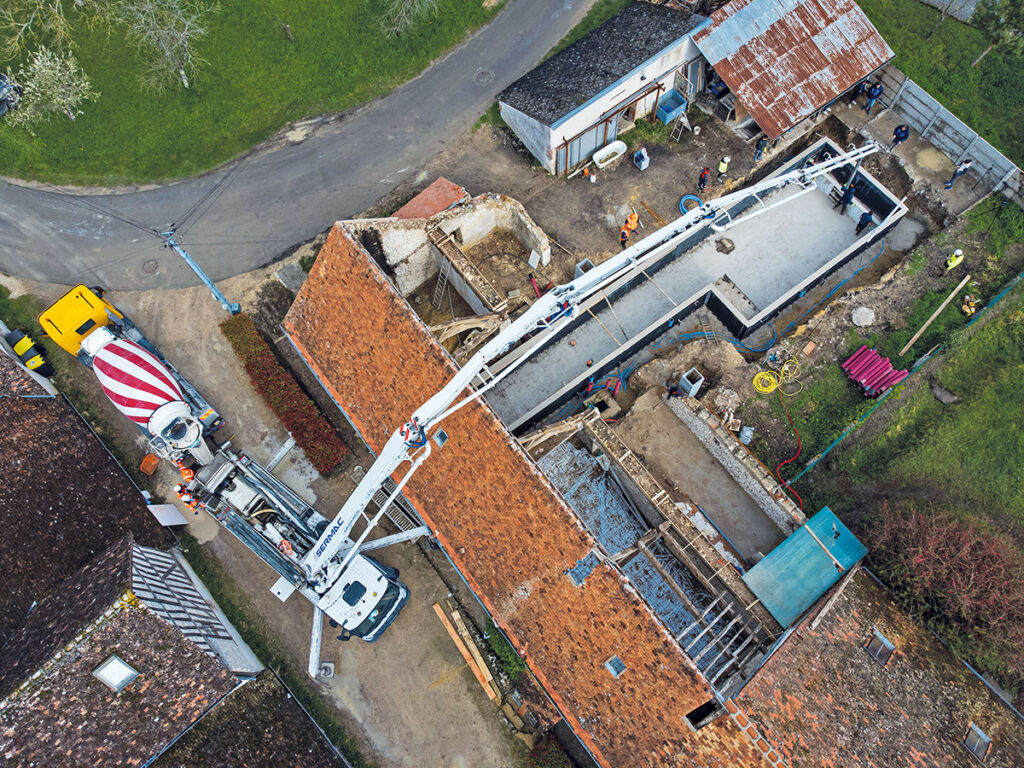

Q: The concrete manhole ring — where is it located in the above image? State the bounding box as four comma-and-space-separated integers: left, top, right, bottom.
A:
474, 69, 494, 85
142, 259, 159, 274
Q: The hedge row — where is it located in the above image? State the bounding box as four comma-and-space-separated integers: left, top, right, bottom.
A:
220, 313, 346, 474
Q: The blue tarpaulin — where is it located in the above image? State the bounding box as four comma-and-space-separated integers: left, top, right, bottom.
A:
742, 508, 866, 627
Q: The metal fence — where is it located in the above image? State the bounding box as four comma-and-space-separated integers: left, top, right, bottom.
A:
875, 65, 1022, 207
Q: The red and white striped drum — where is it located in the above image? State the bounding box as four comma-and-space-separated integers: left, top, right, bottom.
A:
92, 339, 185, 428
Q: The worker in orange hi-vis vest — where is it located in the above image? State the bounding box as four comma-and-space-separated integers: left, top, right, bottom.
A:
620, 225, 630, 250
176, 460, 195, 483
626, 211, 639, 233
173, 483, 202, 515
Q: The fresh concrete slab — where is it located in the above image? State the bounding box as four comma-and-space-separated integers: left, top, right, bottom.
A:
486, 184, 860, 425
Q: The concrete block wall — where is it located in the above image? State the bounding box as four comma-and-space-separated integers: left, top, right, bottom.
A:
877, 65, 1021, 207
442, 194, 552, 267
665, 396, 805, 536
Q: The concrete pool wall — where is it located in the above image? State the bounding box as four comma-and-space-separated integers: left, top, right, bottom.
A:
486, 138, 908, 433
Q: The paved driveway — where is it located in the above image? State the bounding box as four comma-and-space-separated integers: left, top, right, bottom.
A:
0, 0, 592, 291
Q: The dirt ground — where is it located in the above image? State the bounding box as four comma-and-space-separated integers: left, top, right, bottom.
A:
614, 388, 786, 561
0, 261, 528, 768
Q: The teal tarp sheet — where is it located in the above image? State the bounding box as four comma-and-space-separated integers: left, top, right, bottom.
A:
742, 508, 866, 627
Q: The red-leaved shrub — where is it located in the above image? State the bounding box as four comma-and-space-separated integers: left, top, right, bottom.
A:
220, 314, 346, 474
867, 500, 1024, 680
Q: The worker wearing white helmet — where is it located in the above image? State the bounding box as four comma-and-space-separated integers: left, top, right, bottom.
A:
945, 249, 964, 271
717, 156, 731, 182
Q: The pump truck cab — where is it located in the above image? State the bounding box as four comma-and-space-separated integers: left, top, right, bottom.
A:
192, 447, 409, 642
38, 285, 223, 465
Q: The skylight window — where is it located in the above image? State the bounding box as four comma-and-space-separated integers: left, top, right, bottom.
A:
963, 723, 991, 762
864, 629, 895, 666
92, 654, 139, 692
604, 655, 626, 678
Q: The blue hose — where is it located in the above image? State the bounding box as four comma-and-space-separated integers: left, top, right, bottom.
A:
679, 194, 703, 214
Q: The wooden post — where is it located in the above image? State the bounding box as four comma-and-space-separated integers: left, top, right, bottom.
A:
899, 274, 971, 356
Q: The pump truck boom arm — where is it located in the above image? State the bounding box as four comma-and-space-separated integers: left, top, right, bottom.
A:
300, 141, 879, 583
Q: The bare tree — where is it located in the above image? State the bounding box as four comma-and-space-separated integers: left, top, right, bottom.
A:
6, 46, 97, 131
116, 0, 215, 89
380, 0, 438, 38
927, 0, 975, 38
0, 0, 75, 58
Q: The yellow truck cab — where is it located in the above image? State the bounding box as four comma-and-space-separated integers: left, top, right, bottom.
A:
37, 284, 123, 357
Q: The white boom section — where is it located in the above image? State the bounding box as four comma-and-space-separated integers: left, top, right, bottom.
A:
300, 142, 878, 586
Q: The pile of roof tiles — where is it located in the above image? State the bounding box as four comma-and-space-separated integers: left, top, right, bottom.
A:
842, 345, 909, 396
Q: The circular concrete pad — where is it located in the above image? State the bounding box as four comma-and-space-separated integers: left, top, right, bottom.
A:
852, 306, 876, 327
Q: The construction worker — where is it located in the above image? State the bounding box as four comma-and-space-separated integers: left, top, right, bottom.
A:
890, 124, 910, 151
863, 81, 883, 116
717, 156, 730, 182
945, 248, 964, 271
625, 211, 639, 234
620, 223, 630, 249
961, 294, 979, 316
176, 460, 194, 483
754, 136, 768, 162
174, 483, 201, 515
945, 159, 972, 191
833, 184, 855, 215
855, 210, 873, 235
847, 80, 866, 107
697, 166, 710, 194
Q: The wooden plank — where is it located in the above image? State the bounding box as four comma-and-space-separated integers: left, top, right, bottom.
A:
433, 603, 497, 700
899, 274, 971, 356
641, 201, 666, 227
451, 609, 495, 685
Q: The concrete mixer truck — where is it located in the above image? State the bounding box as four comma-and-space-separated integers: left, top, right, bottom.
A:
38, 285, 223, 465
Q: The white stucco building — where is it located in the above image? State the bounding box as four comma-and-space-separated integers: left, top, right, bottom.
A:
498, 2, 709, 174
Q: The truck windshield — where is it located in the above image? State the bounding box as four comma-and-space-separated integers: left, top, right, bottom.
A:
349, 581, 401, 637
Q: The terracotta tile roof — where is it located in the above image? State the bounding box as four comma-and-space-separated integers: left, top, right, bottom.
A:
0, 394, 171, 638
737, 568, 1024, 767
151, 670, 347, 768
692, 0, 893, 137
0, 538, 236, 766
283, 226, 765, 767
392, 177, 468, 220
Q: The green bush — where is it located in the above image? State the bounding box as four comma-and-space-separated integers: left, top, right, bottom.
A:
220, 313, 346, 474
966, 194, 1024, 260
484, 617, 528, 681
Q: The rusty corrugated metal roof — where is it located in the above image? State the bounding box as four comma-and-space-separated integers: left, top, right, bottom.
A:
693, 0, 893, 137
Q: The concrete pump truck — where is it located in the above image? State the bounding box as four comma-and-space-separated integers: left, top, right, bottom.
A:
37, 142, 879, 670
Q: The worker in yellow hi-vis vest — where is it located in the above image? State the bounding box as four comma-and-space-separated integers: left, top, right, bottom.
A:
717, 156, 731, 183
945, 249, 964, 271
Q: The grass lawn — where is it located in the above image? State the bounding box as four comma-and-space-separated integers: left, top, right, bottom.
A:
845, 292, 1024, 532
0, 0, 496, 185
752, 197, 1024, 475
858, 0, 1024, 167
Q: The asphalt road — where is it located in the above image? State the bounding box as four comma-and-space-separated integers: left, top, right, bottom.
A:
0, 0, 590, 291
